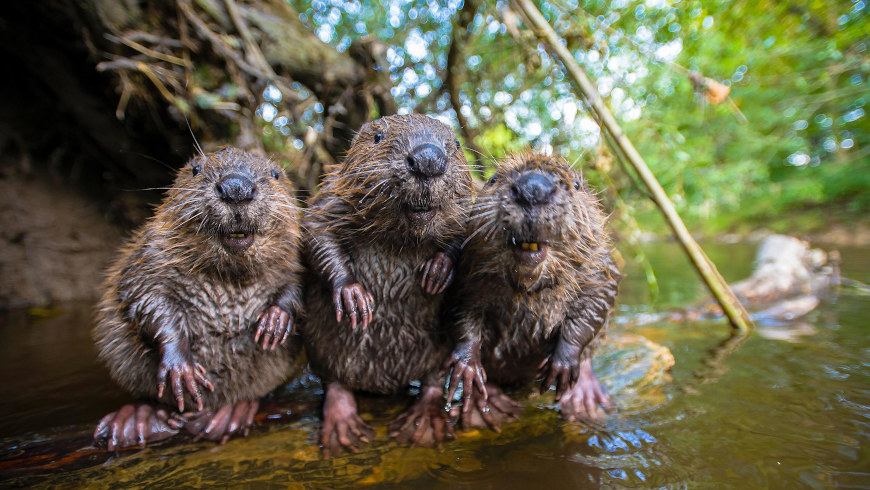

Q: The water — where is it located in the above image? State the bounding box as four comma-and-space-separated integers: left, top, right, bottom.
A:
0, 242, 868, 487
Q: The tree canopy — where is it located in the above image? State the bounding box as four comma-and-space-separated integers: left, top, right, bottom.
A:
287, 0, 868, 234
2, 0, 866, 235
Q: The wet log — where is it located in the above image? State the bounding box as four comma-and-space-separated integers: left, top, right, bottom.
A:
667, 235, 841, 325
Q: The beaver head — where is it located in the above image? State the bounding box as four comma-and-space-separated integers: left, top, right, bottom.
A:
334, 114, 473, 245
466, 153, 607, 292
154, 147, 300, 278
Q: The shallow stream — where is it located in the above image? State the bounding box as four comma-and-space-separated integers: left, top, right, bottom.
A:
0, 241, 867, 487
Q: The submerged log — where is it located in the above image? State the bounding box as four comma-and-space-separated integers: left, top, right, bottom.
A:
666, 235, 841, 325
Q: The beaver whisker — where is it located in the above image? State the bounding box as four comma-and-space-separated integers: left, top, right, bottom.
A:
359, 179, 393, 203
268, 201, 301, 213
461, 221, 495, 249
170, 210, 207, 232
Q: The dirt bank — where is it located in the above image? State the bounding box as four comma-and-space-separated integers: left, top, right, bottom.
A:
0, 171, 121, 309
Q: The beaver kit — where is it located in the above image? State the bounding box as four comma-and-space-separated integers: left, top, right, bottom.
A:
301, 113, 474, 457
93, 147, 304, 449
443, 152, 621, 430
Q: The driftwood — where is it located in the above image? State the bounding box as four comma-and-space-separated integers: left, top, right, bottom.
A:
659, 235, 841, 326
663, 235, 842, 390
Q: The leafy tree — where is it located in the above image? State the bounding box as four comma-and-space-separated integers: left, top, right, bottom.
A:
2, 0, 866, 234
294, 0, 868, 233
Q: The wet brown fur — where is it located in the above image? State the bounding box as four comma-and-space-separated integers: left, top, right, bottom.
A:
451, 152, 620, 384
302, 114, 474, 394
93, 147, 303, 409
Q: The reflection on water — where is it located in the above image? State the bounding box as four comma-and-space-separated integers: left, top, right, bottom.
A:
0, 242, 868, 487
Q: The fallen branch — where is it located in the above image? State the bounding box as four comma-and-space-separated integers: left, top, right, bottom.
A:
511, 0, 753, 332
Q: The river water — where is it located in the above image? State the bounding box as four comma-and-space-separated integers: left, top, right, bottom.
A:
0, 241, 867, 487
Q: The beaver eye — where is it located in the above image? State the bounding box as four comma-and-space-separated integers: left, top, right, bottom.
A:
191, 165, 201, 176
272, 169, 281, 180
488, 175, 498, 185
455, 138, 461, 149
374, 131, 383, 143
573, 180, 580, 190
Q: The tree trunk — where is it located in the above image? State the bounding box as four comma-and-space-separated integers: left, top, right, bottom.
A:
0, 0, 393, 308
0, 0, 394, 221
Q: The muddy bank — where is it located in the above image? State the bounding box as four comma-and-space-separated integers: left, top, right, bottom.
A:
0, 171, 121, 309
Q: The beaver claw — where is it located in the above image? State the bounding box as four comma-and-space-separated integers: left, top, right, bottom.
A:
451, 383, 523, 433
186, 399, 259, 444
157, 357, 214, 412
333, 282, 374, 329
538, 356, 580, 401
420, 252, 454, 295
320, 382, 374, 459
94, 403, 185, 450
255, 305, 292, 350
559, 358, 611, 421
442, 341, 487, 412
389, 386, 454, 447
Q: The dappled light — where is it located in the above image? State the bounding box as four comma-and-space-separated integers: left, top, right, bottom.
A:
0, 0, 868, 487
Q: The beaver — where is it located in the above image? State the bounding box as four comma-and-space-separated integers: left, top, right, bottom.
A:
442, 152, 620, 430
92, 147, 303, 449
302, 113, 473, 457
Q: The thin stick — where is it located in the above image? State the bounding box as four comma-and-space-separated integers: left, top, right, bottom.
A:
511, 0, 752, 332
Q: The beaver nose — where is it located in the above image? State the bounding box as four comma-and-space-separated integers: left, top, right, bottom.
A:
215, 174, 257, 204
406, 143, 447, 178
511, 173, 556, 206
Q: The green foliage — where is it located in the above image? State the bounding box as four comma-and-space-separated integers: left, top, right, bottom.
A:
287, 0, 869, 234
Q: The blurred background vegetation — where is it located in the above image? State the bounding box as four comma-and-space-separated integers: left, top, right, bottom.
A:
289, 0, 869, 237
2, 0, 867, 237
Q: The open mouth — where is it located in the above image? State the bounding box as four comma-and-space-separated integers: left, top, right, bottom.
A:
511, 238, 549, 266
220, 232, 255, 252
406, 203, 436, 225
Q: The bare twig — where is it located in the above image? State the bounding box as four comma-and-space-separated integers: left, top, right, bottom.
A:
105, 34, 188, 66
177, 0, 275, 83
445, 0, 489, 178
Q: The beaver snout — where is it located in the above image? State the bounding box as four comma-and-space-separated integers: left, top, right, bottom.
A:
406, 143, 447, 178
511, 173, 555, 206
216, 174, 257, 204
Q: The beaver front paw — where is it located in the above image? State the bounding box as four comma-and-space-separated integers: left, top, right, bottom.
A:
157, 357, 215, 412
389, 386, 455, 447
537, 340, 583, 400
442, 341, 488, 412
333, 281, 374, 329
420, 251, 454, 294
94, 403, 185, 450
537, 354, 580, 400
186, 399, 259, 444
255, 305, 292, 350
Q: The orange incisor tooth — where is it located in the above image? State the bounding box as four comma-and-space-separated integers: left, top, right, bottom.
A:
529, 243, 538, 251
521, 243, 530, 250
